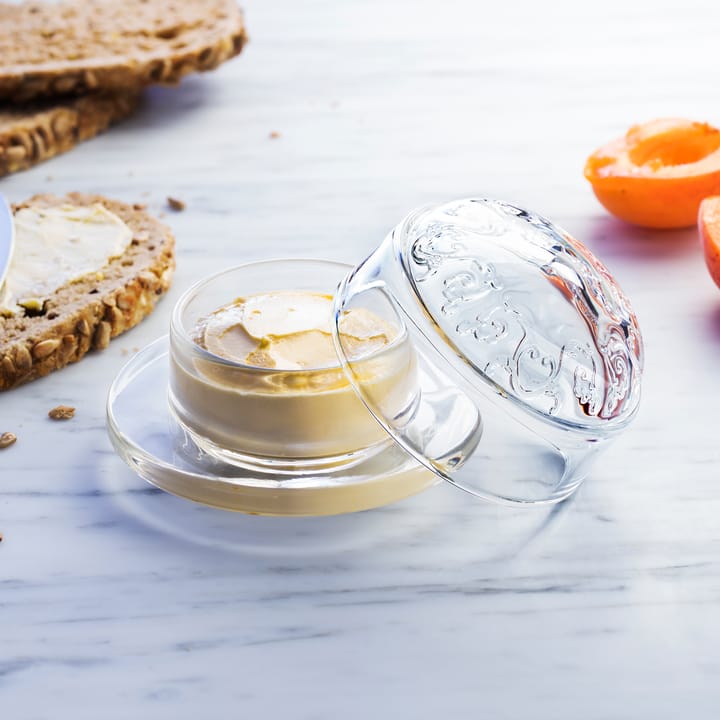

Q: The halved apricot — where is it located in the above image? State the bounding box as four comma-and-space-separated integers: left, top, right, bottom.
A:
584, 118, 720, 228
699, 196, 720, 288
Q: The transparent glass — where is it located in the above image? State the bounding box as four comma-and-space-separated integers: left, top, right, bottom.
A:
169, 259, 415, 474
108, 198, 644, 515
106, 336, 437, 516
333, 198, 644, 505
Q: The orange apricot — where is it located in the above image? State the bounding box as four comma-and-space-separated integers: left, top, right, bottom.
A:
699, 196, 720, 289
584, 118, 720, 228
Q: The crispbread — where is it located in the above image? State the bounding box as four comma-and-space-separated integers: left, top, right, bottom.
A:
0, 91, 140, 177
0, 193, 175, 391
0, 0, 247, 102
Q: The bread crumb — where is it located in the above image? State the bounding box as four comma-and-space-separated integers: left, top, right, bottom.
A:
48, 405, 75, 421
269, 131, 281, 139
167, 196, 186, 212
0, 432, 17, 449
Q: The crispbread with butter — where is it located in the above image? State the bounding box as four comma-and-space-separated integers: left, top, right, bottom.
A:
0, 91, 140, 178
0, 0, 247, 103
0, 193, 175, 391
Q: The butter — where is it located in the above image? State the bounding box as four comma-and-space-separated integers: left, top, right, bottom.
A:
0, 203, 133, 315
197, 292, 394, 370
170, 290, 418, 461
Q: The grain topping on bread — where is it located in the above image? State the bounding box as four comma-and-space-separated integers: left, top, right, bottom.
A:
0, 193, 175, 390
0, 431, 16, 448
48, 405, 75, 420
0, 91, 140, 177
0, 0, 247, 102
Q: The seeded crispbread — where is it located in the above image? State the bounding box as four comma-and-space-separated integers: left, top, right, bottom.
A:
0, 193, 175, 391
0, 91, 140, 177
0, 0, 247, 102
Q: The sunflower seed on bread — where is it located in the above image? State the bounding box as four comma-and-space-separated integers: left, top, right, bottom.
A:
0, 0, 247, 102
0, 193, 175, 391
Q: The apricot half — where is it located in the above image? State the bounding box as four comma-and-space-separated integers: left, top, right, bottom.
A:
584, 118, 720, 228
699, 196, 720, 289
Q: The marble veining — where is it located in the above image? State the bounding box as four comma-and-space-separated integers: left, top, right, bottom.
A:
2, 0, 720, 717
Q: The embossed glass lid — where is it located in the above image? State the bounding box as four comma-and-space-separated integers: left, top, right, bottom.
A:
333, 198, 644, 505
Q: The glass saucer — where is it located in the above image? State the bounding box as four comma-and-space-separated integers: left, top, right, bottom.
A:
106, 336, 438, 516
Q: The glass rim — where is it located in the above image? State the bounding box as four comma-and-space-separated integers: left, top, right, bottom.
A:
170, 257, 407, 375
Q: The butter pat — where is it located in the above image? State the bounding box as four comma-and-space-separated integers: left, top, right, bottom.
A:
198, 292, 394, 370
0, 203, 132, 315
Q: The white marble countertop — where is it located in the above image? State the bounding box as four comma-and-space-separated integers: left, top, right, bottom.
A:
3, 0, 720, 717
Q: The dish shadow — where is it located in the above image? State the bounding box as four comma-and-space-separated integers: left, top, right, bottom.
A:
120, 77, 216, 132
586, 215, 700, 262
95, 455, 575, 564
706, 301, 720, 343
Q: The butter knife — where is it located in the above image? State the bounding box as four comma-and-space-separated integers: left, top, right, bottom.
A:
0, 192, 15, 290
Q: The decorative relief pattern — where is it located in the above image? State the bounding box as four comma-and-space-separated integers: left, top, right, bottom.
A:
440, 261, 503, 316
408, 199, 642, 424
452, 278, 600, 418
598, 325, 632, 418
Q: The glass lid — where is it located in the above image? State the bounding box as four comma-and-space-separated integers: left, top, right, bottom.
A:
333, 198, 644, 505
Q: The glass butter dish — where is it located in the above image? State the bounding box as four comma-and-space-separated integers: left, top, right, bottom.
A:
106, 198, 643, 515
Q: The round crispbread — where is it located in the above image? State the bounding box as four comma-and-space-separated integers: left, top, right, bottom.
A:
0, 193, 175, 391
0, 91, 140, 177
0, 0, 247, 102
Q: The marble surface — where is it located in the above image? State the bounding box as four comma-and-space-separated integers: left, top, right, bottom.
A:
2, 0, 720, 717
